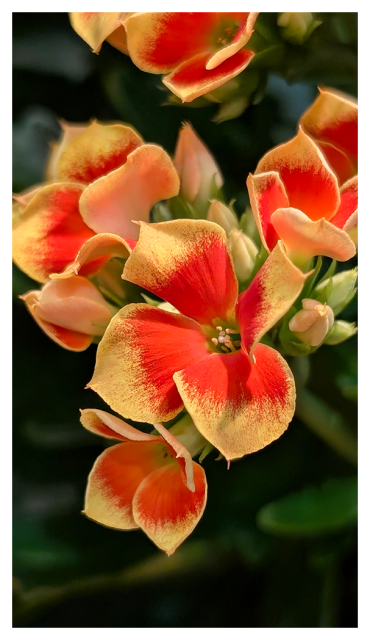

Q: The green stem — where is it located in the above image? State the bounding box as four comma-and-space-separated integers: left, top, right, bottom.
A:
295, 388, 357, 465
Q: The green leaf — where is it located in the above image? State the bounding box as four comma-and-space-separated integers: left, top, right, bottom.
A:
257, 477, 357, 536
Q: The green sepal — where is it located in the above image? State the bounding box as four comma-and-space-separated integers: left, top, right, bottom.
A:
168, 194, 197, 219
299, 255, 322, 300
316, 259, 337, 287
141, 293, 162, 307
198, 442, 214, 464
152, 202, 173, 222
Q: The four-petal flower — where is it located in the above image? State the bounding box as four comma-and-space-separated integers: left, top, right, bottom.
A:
88, 219, 307, 461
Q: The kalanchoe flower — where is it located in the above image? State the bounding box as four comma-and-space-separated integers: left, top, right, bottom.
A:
20, 276, 116, 352
88, 219, 308, 462
173, 123, 223, 218
289, 299, 335, 347
247, 128, 357, 268
12, 120, 180, 282
80, 408, 207, 555
70, 12, 259, 103
299, 87, 358, 185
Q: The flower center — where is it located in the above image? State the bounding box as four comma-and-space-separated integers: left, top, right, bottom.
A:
214, 19, 241, 47
208, 319, 241, 354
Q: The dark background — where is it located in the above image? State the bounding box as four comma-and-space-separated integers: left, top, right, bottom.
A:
13, 12, 358, 628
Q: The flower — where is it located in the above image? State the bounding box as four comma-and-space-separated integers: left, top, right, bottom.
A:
12, 120, 180, 283
80, 408, 207, 555
247, 128, 357, 268
69, 12, 259, 103
88, 219, 308, 462
289, 299, 335, 347
173, 123, 223, 217
20, 276, 116, 352
299, 87, 358, 185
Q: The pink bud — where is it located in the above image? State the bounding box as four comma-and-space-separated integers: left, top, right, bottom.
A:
289, 298, 334, 346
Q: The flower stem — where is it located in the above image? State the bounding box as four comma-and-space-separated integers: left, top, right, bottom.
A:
295, 388, 357, 465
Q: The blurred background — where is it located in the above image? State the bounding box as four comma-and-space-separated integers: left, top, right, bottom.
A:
13, 12, 358, 628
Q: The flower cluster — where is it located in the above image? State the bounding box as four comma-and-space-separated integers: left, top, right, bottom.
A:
13, 85, 357, 555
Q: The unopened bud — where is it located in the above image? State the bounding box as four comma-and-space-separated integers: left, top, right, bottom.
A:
207, 200, 238, 235
289, 298, 334, 347
228, 229, 258, 282
324, 320, 357, 345
174, 122, 223, 217
213, 97, 249, 123
314, 268, 358, 315
20, 276, 115, 350
277, 12, 321, 44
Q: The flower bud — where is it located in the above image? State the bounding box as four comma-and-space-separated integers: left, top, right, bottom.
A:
213, 97, 250, 124
324, 320, 357, 345
20, 276, 115, 351
228, 229, 258, 283
277, 12, 321, 44
174, 123, 223, 217
207, 200, 238, 235
289, 298, 334, 347
314, 267, 358, 315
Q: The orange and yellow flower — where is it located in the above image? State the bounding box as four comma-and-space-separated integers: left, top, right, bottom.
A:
80, 408, 207, 555
247, 128, 357, 268
20, 276, 116, 352
12, 120, 180, 282
88, 219, 308, 462
70, 12, 259, 102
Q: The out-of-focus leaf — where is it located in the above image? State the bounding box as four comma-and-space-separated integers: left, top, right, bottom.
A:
257, 477, 357, 536
336, 373, 358, 402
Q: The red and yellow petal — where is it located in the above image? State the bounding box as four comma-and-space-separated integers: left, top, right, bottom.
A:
247, 171, 289, 252
69, 12, 125, 53
50, 233, 134, 280
255, 128, 341, 222
206, 12, 258, 70
271, 207, 356, 263
88, 304, 210, 424
237, 241, 308, 356
174, 344, 295, 461
55, 121, 143, 184
314, 140, 356, 186
84, 441, 168, 530
123, 12, 221, 73
12, 183, 94, 283
154, 423, 195, 492
299, 87, 358, 166
330, 176, 358, 230
123, 220, 239, 326
132, 460, 207, 555
20, 290, 93, 352
79, 145, 180, 238
163, 49, 254, 103
80, 408, 161, 443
